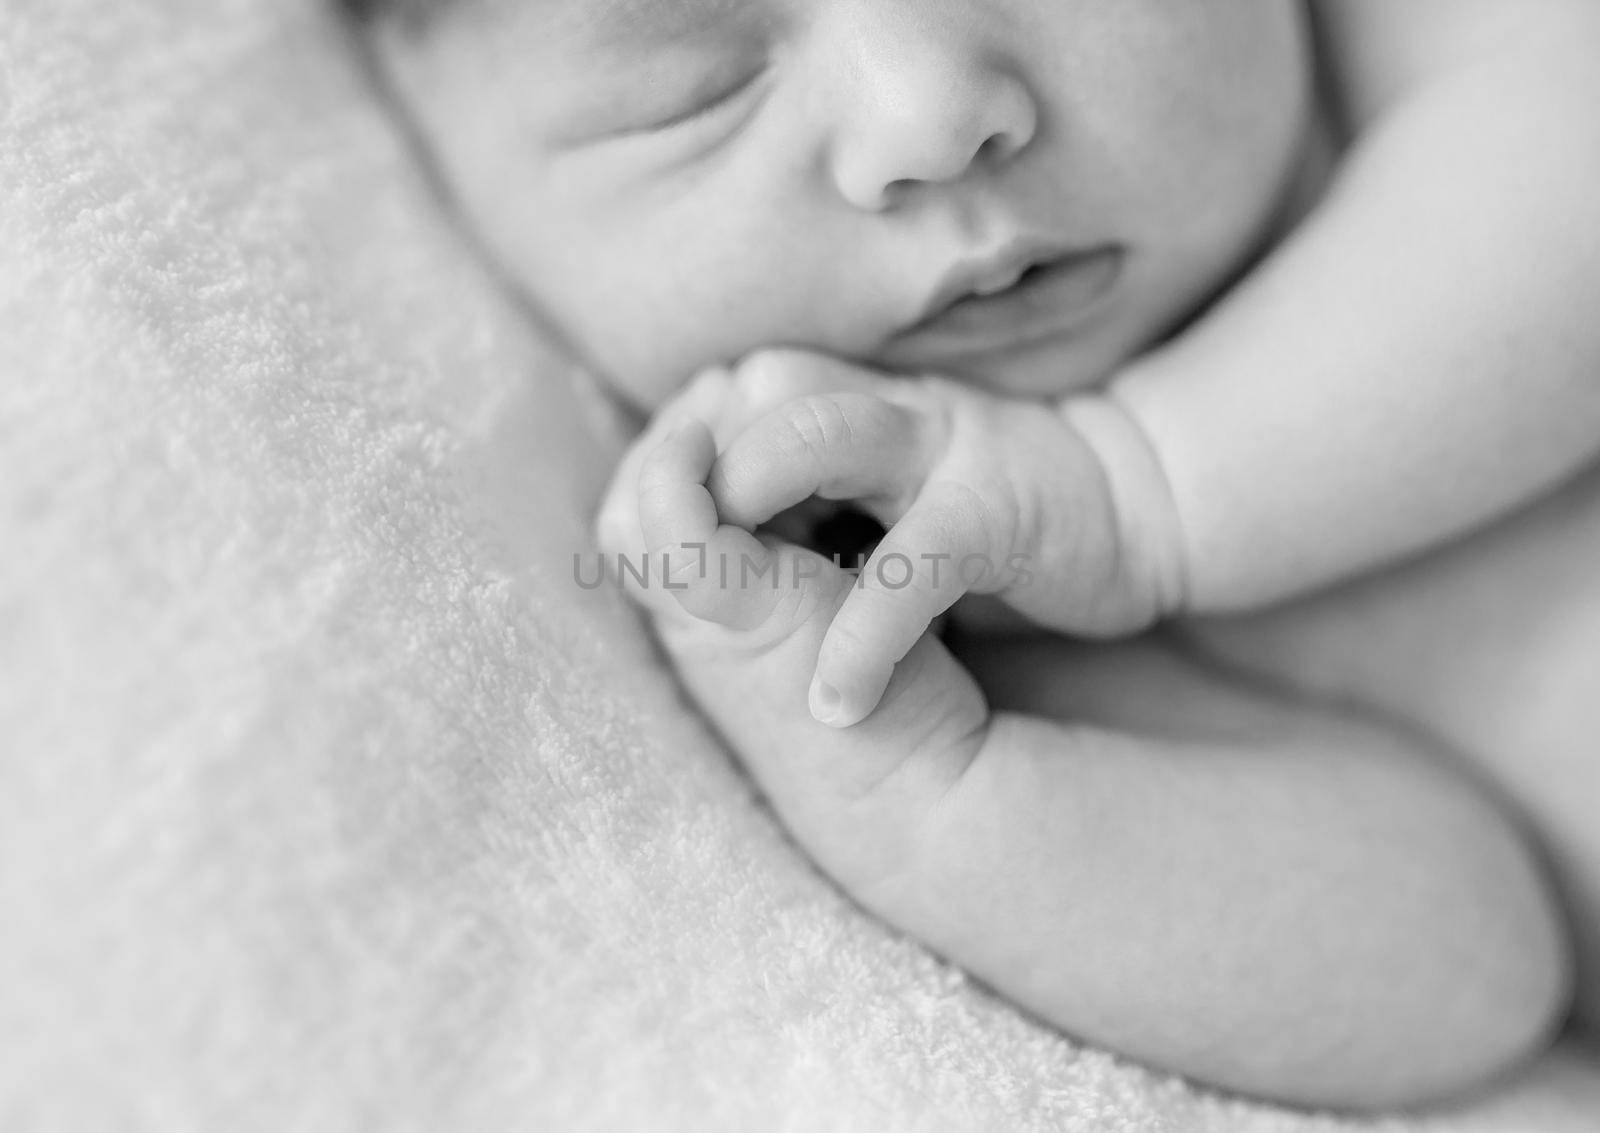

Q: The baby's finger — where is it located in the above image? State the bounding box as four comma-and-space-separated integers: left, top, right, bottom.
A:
714, 349, 901, 443
637, 421, 790, 631
597, 367, 734, 559
708, 392, 931, 530
810, 480, 1000, 728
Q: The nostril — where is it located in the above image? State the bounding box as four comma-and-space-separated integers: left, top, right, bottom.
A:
831, 66, 1038, 212
883, 178, 917, 204
976, 131, 1018, 164
880, 134, 1009, 206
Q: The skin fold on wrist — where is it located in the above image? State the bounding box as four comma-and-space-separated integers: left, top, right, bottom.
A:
1057, 391, 1191, 622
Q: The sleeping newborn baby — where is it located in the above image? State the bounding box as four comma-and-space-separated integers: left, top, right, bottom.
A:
350, 0, 1600, 1110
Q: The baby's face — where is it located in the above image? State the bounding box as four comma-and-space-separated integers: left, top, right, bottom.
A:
379, 0, 1315, 411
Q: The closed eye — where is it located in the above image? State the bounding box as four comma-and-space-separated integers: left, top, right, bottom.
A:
639, 66, 768, 135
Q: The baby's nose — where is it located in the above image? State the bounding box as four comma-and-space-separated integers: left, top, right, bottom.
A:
826, 20, 1038, 212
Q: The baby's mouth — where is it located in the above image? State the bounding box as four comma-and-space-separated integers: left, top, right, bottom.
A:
881, 245, 1124, 370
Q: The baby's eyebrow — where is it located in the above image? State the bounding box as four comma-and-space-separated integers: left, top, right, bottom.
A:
550, 0, 756, 50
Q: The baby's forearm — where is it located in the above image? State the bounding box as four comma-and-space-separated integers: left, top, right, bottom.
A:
614, 390, 1569, 1106
869, 639, 1570, 1109
1108, 11, 1600, 611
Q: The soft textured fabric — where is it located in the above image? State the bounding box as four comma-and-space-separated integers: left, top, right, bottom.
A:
3, 2, 1598, 1129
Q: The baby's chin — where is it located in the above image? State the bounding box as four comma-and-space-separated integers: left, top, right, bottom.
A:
585, 306, 1150, 418
877, 324, 1141, 402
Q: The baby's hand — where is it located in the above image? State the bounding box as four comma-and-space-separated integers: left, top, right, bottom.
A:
701, 350, 1187, 727
595, 365, 993, 861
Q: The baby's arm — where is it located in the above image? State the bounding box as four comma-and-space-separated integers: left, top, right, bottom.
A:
1107, 0, 1600, 609
598, 375, 1569, 1109
704, 0, 1600, 717
701, 352, 1187, 726
909, 635, 1569, 1111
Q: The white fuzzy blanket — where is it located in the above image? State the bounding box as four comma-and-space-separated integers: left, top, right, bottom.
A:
3, 2, 1598, 1129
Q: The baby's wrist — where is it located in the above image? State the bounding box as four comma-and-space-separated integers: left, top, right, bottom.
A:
1058, 392, 1190, 620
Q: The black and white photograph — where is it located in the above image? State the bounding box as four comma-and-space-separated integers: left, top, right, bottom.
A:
4, 1, 1600, 1129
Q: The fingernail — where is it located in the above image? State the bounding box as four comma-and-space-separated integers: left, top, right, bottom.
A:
809, 675, 847, 728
